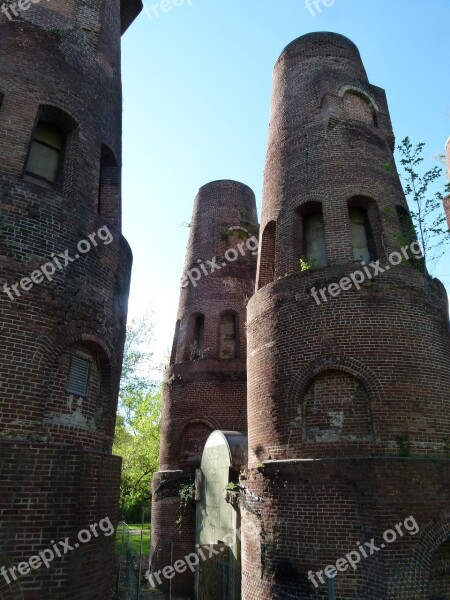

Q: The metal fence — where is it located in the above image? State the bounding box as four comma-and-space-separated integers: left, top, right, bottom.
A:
113, 521, 149, 600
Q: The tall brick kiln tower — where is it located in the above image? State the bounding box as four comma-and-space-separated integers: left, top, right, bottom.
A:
242, 32, 450, 599
0, 1, 141, 599
151, 180, 258, 595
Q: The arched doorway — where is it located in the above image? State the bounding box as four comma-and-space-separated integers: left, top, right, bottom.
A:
429, 537, 450, 599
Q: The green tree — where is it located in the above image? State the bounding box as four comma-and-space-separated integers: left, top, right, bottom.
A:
397, 137, 450, 267
113, 314, 162, 520
114, 389, 161, 520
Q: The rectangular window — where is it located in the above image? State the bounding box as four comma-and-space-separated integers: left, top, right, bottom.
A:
66, 356, 90, 397
193, 315, 204, 359
24, 123, 65, 188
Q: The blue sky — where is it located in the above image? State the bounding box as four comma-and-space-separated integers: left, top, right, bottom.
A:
120, 0, 450, 364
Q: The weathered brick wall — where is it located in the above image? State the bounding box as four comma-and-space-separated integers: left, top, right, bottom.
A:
247, 266, 449, 464
0, 175, 132, 451
241, 459, 450, 599
151, 471, 196, 595
0, 1, 141, 598
0, 444, 121, 600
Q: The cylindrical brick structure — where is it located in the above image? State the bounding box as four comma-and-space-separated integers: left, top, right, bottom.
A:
0, 2, 141, 599
150, 180, 258, 596
243, 33, 450, 599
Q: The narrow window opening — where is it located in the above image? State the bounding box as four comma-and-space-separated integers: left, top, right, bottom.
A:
192, 315, 204, 360
349, 207, 377, 262
98, 145, 120, 228
170, 320, 181, 366
257, 221, 276, 289
219, 313, 237, 359
66, 356, 90, 397
303, 212, 327, 268
24, 123, 65, 188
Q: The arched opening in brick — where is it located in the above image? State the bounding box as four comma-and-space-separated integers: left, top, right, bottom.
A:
302, 209, 327, 268
45, 341, 112, 438
302, 370, 373, 443
179, 420, 213, 466
190, 314, 205, 360
294, 201, 327, 270
219, 311, 238, 359
170, 320, 181, 366
257, 221, 276, 288
343, 90, 378, 127
429, 537, 450, 599
98, 145, 121, 229
349, 207, 373, 262
348, 197, 381, 262
24, 122, 65, 188
24, 105, 78, 192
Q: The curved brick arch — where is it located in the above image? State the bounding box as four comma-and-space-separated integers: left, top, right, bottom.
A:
389, 513, 450, 596
176, 417, 221, 439
338, 84, 380, 112
0, 551, 24, 600
287, 354, 386, 438
342, 186, 411, 258
36, 325, 116, 439
177, 418, 221, 464
22, 324, 115, 425
33, 323, 114, 372
341, 187, 381, 202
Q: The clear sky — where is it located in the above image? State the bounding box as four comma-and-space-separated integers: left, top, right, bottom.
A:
120, 0, 450, 365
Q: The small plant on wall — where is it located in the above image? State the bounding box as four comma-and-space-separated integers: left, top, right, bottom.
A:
176, 482, 195, 529
300, 257, 319, 271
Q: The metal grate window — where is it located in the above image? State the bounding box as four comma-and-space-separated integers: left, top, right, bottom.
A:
66, 356, 90, 397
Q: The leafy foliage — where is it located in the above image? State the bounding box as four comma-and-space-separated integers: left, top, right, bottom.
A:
113, 314, 162, 520
299, 257, 319, 272
176, 483, 195, 528
397, 137, 450, 267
